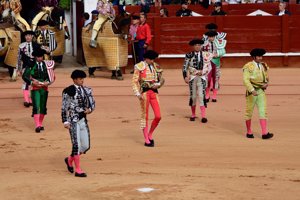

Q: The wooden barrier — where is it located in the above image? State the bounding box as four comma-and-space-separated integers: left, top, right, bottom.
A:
78, 4, 300, 68
149, 15, 300, 54
135, 15, 300, 67
4, 28, 20, 68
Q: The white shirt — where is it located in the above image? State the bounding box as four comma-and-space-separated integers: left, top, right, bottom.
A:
278, 10, 286, 16
253, 61, 263, 72
74, 84, 84, 96
36, 62, 43, 71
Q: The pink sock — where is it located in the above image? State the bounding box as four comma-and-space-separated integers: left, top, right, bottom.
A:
212, 89, 218, 100
200, 106, 206, 118
23, 90, 30, 103
246, 120, 252, 134
68, 156, 74, 166
143, 127, 150, 144
205, 88, 210, 100
259, 119, 268, 135
33, 114, 40, 128
148, 118, 161, 140
39, 114, 45, 127
73, 155, 84, 174
191, 106, 196, 117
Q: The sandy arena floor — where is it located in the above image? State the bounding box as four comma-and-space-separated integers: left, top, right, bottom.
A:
0, 60, 300, 200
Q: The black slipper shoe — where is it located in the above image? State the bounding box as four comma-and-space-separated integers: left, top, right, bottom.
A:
262, 132, 274, 140
75, 172, 87, 177
64, 157, 74, 173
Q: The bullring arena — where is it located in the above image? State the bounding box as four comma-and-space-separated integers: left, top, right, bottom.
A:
0, 55, 300, 199
1, 0, 300, 199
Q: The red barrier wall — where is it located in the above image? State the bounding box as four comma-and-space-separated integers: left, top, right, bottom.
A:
150, 15, 300, 54
129, 15, 300, 67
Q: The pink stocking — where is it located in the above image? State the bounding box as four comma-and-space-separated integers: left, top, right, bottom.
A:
246, 119, 252, 134
148, 117, 161, 140
200, 106, 206, 118
148, 93, 161, 140
39, 114, 45, 127
29, 93, 32, 103
68, 156, 74, 166
33, 114, 40, 128
259, 119, 268, 135
23, 90, 30, 103
205, 88, 210, 100
191, 105, 196, 118
143, 126, 150, 144
212, 89, 218, 100
73, 155, 84, 174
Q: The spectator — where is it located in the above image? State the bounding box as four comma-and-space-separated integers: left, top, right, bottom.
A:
140, 0, 152, 13
176, 1, 192, 17
211, 2, 226, 15
85, 10, 99, 31
82, 12, 90, 26
155, 0, 162, 7
160, 7, 169, 17
225, 0, 241, 4
198, 0, 210, 8
135, 13, 152, 62
129, 15, 140, 67
119, 0, 135, 5
162, 0, 172, 5
276, 2, 291, 16
37, 0, 58, 10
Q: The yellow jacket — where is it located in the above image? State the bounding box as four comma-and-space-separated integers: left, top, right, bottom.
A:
132, 61, 163, 96
243, 61, 269, 93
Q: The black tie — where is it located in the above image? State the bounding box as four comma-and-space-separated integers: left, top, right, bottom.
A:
78, 87, 83, 96
211, 42, 214, 52
28, 43, 31, 55
149, 64, 153, 73
39, 63, 43, 71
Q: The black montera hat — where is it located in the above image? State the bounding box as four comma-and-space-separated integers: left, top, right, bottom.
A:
32, 48, 46, 57
205, 31, 218, 37
23, 30, 35, 36
189, 39, 204, 46
71, 70, 87, 79
205, 23, 218, 30
144, 50, 159, 60
214, 2, 222, 7
37, 20, 49, 26
181, 1, 188, 4
250, 48, 266, 57
132, 15, 140, 20
91, 10, 99, 15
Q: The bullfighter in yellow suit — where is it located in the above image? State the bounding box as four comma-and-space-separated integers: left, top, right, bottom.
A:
243, 48, 273, 139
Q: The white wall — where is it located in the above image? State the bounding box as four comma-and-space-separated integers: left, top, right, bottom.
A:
84, 0, 98, 14
70, 0, 98, 56
84, 0, 98, 25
